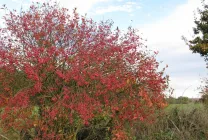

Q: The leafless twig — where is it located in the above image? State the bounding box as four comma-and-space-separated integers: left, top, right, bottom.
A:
0, 133, 9, 140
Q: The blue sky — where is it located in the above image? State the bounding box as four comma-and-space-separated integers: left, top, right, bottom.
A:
0, 0, 207, 98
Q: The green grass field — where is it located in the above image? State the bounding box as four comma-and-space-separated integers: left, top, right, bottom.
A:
165, 103, 204, 111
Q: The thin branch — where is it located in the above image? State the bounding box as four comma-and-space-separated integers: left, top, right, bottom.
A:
0, 133, 10, 140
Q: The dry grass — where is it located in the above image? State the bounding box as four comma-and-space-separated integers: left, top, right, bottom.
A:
133, 103, 208, 140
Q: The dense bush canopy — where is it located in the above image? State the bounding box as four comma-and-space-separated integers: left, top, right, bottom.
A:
0, 2, 168, 139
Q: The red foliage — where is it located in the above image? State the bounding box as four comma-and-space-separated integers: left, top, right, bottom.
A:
0, 2, 168, 139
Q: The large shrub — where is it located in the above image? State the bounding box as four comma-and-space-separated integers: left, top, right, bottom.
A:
0, 2, 168, 139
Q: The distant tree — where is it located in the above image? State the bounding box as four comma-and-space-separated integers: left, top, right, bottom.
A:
183, 0, 208, 61
201, 93, 208, 103
166, 96, 190, 104
177, 96, 190, 104
166, 96, 177, 104
200, 79, 208, 106
183, 0, 208, 107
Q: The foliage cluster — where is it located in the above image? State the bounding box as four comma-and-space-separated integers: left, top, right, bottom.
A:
0, 2, 168, 139
183, 0, 208, 107
184, 0, 208, 61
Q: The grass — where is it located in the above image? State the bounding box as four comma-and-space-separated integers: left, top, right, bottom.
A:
165, 103, 204, 111
133, 103, 208, 140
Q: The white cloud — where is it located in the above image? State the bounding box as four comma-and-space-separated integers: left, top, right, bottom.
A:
29, 0, 108, 14
57, 0, 109, 14
125, 2, 136, 5
11, 0, 21, 2
170, 76, 203, 98
140, 0, 201, 52
30, 0, 48, 3
95, 5, 132, 14
28, 0, 142, 16
129, 13, 134, 17
147, 13, 151, 17
94, 1, 141, 15
139, 0, 207, 98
